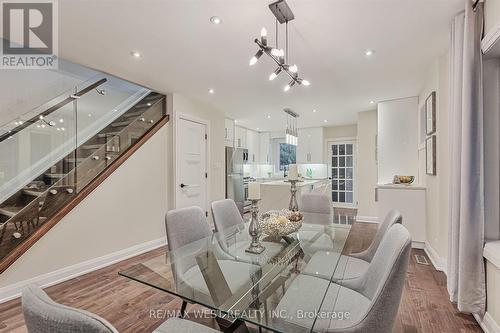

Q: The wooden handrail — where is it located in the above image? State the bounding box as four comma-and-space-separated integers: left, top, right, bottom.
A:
0, 114, 169, 274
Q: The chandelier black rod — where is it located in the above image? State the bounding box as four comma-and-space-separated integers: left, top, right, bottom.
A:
254, 38, 299, 83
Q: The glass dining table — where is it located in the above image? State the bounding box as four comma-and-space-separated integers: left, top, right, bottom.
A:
119, 214, 353, 333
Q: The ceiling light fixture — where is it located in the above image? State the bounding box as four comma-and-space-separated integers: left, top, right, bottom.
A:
209, 88, 215, 94
267, 114, 272, 119
210, 16, 221, 24
324, 119, 328, 123
370, 100, 375, 104
312, 109, 317, 113
365, 49, 375, 57
249, 0, 310, 92
130, 51, 142, 58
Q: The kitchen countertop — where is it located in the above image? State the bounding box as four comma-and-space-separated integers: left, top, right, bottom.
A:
260, 179, 328, 187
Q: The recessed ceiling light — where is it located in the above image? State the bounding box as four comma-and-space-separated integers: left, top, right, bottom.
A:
365, 49, 375, 57
256, 127, 260, 130
130, 51, 142, 58
147, 102, 152, 106
267, 114, 271, 119
209, 89, 215, 94
59, 118, 64, 123
370, 100, 375, 104
323, 119, 328, 123
312, 109, 317, 113
210, 16, 221, 24
234, 120, 238, 123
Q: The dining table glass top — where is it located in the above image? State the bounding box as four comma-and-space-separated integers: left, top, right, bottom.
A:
119, 214, 353, 333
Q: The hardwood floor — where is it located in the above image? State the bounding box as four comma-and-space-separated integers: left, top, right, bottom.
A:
0, 222, 481, 333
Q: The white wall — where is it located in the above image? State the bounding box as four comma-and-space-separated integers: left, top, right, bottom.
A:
323, 125, 357, 139
418, 52, 451, 262
377, 97, 419, 184
485, 0, 500, 37
0, 125, 169, 287
356, 110, 378, 218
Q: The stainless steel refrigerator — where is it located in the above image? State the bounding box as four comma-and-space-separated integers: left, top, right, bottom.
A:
226, 147, 247, 214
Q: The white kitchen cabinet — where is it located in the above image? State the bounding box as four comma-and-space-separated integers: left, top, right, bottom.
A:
259, 132, 270, 164
234, 126, 247, 149
246, 129, 260, 164
224, 118, 234, 147
297, 127, 324, 163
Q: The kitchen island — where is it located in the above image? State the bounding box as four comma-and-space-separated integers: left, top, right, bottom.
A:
258, 178, 330, 214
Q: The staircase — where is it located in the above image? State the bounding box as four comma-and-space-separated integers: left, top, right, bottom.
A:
0, 81, 168, 273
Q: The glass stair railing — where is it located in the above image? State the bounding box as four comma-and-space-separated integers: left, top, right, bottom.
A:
0, 75, 167, 270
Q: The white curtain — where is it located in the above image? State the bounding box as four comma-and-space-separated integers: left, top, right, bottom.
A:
447, 1, 485, 315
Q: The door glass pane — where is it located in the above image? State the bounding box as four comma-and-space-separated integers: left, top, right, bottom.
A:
332, 145, 337, 155
339, 157, 345, 167
346, 192, 353, 203
346, 144, 353, 155
332, 180, 338, 190
339, 168, 345, 179
346, 168, 353, 179
332, 168, 338, 178
346, 180, 353, 191
339, 192, 345, 202
332, 192, 338, 202
346, 156, 353, 167
332, 157, 337, 167
339, 144, 345, 155
339, 180, 345, 190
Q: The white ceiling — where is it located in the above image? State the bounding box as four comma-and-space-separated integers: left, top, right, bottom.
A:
58, 0, 464, 131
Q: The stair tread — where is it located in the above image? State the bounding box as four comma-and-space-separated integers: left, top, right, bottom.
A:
23, 189, 45, 196
0, 206, 23, 217
82, 144, 104, 150
44, 173, 66, 178
111, 121, 131, 128
64, 157, 85, 163
97, 131, 120, 138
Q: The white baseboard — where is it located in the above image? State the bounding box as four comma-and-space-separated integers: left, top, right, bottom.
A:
424, 241, 447, 275
0, 237, 166, 304
356, 215, 379, 224
475, 312, 500, 333
412, 241, 426, 249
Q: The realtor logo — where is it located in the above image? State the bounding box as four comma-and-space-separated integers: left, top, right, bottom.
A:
1, 0, 58, 69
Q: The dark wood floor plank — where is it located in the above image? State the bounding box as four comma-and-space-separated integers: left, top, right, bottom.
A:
0, 222, 481, 333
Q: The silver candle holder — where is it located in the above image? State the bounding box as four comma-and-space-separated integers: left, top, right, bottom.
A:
285, 179, 302, 212
246, 199, 266, 254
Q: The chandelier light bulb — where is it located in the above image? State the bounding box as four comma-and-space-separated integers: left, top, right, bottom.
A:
269, 67, 282, 81
289, 64, 298, 73
284, 84, 291, 92
261, 27, 267, 37
249, 49, 263, 66
301, 79, 310, 86
271, 48, 280, 57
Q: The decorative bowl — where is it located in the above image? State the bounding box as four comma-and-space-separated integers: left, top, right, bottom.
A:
259, 209, 303, 237
393, 175, 415, 184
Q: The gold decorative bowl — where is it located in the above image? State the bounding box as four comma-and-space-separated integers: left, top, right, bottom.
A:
394, 175, 415, 184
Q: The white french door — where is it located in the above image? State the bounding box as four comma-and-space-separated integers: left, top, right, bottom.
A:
329, 139, 357, 208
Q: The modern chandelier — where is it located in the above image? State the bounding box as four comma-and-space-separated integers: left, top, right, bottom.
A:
249, 0, 310, 92
285, 108, 299, 146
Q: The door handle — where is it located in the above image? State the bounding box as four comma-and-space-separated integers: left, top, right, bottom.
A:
180, 183, 189, 188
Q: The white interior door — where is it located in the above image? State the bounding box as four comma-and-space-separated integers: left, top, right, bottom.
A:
329, 139, 357, 208
176, 117, 208, 214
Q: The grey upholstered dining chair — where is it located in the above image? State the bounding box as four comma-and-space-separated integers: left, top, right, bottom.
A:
210, 199, 285, 262
165, 206, 259, 310
302, 209, 402, 281
21, 284, 218, 333
275, 224, 412, 333
296, 193, 335, 260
